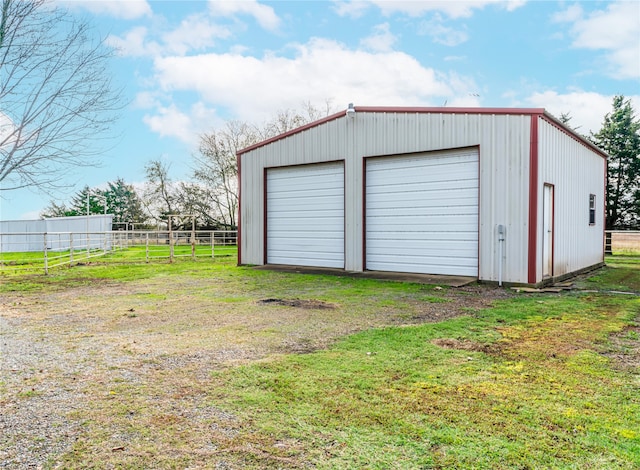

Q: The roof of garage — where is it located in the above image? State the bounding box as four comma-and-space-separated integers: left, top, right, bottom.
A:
237, 106, 607, 159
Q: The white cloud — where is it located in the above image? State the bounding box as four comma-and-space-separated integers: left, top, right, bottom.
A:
108, 14, 231, 58
61, 0, 152, 19
143, 104, 194, 143
360, 23, 397, 52
143, 103, 221, 144
332, 0, 370, 18
107, 26, 161, 57
150, 38, 478, 125
420, 14, 468, 46
132, 91, 160, 109
553, 1, 640, 79
162, 14, 232, 55
208, 0, 280, 31
550, 3, 582, 23
335, 0, 525, 19
525, 90, 640, 134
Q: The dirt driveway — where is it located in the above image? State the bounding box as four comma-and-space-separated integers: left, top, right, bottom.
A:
0, 272, 511, 468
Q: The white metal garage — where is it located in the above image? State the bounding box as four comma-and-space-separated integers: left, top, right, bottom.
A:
239, 107, 607, 286
266, 162, 344, 268
365, 148, 479, 276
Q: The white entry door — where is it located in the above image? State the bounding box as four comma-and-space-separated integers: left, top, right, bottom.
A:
266, 162, 344, 268
542, 183, 554, 278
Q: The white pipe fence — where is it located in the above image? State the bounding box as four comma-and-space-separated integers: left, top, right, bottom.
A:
0, 230, 237, 274
605, 230, 640, 254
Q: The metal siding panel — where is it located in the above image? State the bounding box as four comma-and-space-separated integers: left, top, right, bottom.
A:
538, 119, 605, 277
366, 149, 479, 276
267, 162, 344, 268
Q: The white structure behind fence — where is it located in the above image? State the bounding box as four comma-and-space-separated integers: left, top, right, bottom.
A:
0, 215, 113, 252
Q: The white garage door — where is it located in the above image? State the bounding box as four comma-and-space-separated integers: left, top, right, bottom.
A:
366, 148, 479, 276
267, 162, 344, 268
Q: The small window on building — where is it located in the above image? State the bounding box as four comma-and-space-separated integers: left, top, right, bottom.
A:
589, 194, 596, 225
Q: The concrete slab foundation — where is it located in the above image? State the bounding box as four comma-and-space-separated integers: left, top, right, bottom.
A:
252, 265, 477, 287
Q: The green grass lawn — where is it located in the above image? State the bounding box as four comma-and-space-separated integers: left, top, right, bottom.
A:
211, 293, 638, 468
2, 251, 639, 468
214, 255, 637, 468
0, 244, 236, 274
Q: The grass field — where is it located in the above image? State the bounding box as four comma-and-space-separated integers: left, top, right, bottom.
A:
0, 244, 236, 272
1, 251, 638, 469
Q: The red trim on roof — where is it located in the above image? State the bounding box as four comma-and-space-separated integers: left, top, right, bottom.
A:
238, 109, 346, 155
354, 106, 546, 115
527, 114, 540, 284
236, 106, 604, 157
540, 112, 608, 160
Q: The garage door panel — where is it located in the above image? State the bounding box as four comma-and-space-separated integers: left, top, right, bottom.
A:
367, 231, 475, 242
267, 252, 344, 268
368, 169, 477, 186
269, 196, 343, 210
367, 178, 477, 195
267, 163, 344, 268
269, 240, 344, 253
367, 216, 479, 230
369, 260, 478, 277
367, 208, 478, 220
366, 149, 478, 276
370, 253, 477, 267
367, 238, 477, 251
271, 184, 343, 196
367, 153, 477, 171
367, 190, 477, 205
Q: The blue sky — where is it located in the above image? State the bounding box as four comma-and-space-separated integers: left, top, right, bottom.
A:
1, 0, 639, 221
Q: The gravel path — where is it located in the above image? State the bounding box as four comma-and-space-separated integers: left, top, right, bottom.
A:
1, 314, 85, 468
0, 280, 513, 468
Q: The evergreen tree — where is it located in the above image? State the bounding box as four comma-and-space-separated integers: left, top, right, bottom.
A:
591, 96, 640, 229
41, 180, 147, 229
103, 178, 146, 228
66, 186, 105, 216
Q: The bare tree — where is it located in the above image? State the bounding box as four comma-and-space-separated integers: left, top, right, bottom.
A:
193, 103, 335, 229
261, 100, 334, 138
0, 0, 122, 192
193, 121, 261, 229
143, 159, 178, 225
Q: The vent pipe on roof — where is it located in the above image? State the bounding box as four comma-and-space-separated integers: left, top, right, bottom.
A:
346, 103, 355, 118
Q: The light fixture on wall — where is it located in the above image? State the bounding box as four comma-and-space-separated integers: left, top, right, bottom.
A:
346, 102, 355, 118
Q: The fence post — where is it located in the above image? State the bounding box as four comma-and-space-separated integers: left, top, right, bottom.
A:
211, 231, 215, 259
169, 231, 174, 263
69, 233, 74, 264
191, 222, 196, 260
146, 233, 149, 263
43, 232, 48, 275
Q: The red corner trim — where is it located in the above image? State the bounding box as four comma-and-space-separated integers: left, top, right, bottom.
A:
528, 115, 540, 284
237, 154, 242, 265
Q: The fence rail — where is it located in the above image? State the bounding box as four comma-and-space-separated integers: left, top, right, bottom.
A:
605, 230, 640, 254
0, 230, 237, 274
